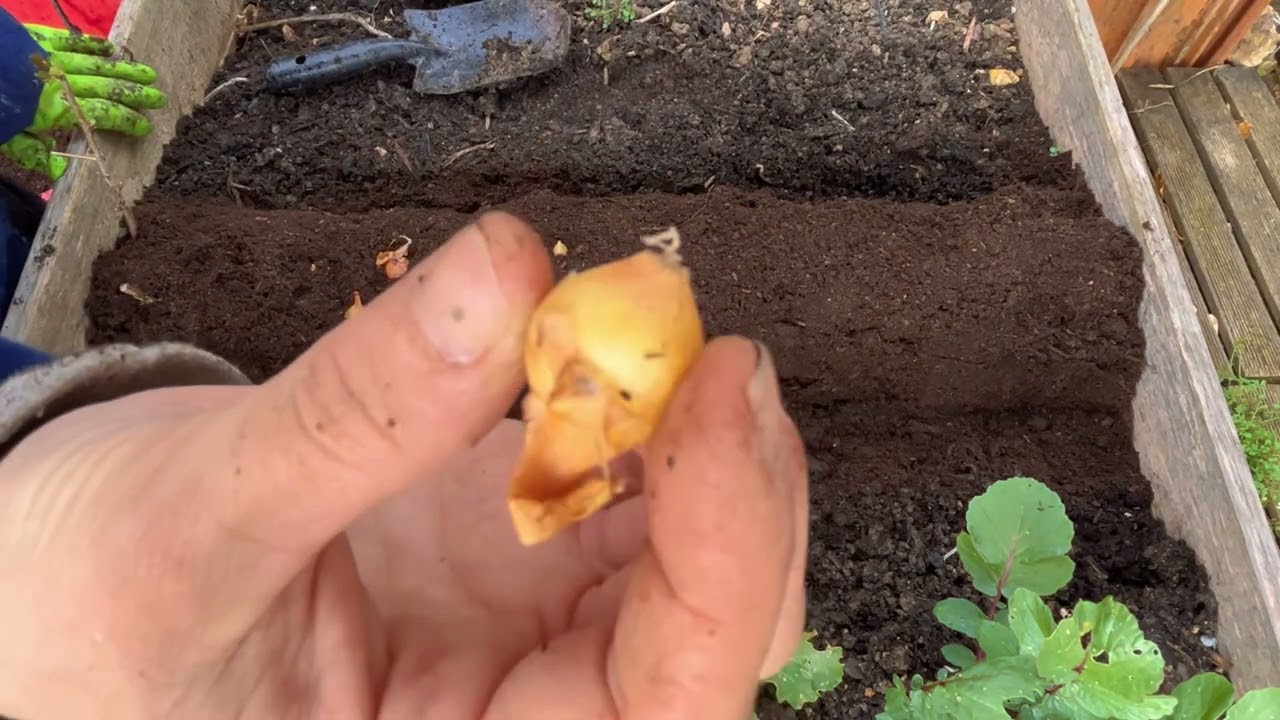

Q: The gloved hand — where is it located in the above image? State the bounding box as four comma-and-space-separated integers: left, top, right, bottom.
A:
0, 24, 167, 181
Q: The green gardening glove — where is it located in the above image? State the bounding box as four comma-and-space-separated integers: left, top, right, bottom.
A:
0, 25, 168, 181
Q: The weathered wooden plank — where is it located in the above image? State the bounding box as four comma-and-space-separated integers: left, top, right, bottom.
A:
1017, 0, 1280, 694
1117, 69, 1280, 380
1167, 202, 1234, 377
1217, 68, 1280, 211
1262, 384, 1280, 438
0, 0, 243, 354
1167, 68, 1280, 341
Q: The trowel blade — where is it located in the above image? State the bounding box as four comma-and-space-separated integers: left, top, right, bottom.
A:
405, 0, 571, 94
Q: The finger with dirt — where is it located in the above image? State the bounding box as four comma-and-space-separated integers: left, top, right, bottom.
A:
47, 51, 158, 85
63, 74, 167, 110
25, 26, 115, 56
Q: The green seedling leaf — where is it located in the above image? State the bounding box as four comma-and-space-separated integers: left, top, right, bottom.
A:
941, 643, 977, 669
978, 619, 1019, 659
1225, 688, 1280, 719
1037, 616, 1086, 683
935, 597, 986, 638
1009, 587, 1057, 656
764, 631, 845, 709
1168, 672, 1236, 720
956, 531, 1002, 596
958, 477, 1076, 598
1053, 598, 1173, 720
879, 656, 1047, 719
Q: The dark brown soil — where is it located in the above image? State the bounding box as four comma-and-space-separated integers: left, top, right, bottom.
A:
81, 0, 1224, 716
88, 185, 1221, 716
153, 0, 1068, 211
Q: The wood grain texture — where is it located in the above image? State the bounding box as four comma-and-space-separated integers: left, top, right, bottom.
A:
1101, 0, 1271, 68
1195, 0, 1272, 65
1176, 0, 1248, 65
1217, 68, 1280, 211
1167, 68, 1280, 343
1124, 0, 1214, 67
1167, 201, 1234, 377
0, 0, 243, 353
1018, 0, 1280, 694
1090, 0, 1156, 62
1118, 69, 1280, 379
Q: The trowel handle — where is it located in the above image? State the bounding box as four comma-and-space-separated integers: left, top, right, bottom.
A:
264, 39, 432, 91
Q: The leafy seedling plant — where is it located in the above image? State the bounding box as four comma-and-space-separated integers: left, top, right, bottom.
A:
751, 631, 846, 719
878, 477, 1280, 719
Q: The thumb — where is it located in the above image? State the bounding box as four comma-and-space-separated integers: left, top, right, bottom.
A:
209, 211, 552, 564
607, 337, 808, 719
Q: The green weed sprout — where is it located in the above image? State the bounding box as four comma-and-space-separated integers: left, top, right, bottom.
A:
751, 631, 845, 718
1222, 375, 1280, 538
878, 477, 1280, 719
584, 0, 635, 29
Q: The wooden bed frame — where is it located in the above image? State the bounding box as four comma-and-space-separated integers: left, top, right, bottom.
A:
4, 0, 1279, 695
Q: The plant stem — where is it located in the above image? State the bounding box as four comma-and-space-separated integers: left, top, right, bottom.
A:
46, 65, 138, 237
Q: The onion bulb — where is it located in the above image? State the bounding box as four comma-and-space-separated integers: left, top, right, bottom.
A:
507, 228, 705, 545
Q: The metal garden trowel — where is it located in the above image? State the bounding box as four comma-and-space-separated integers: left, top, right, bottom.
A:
263, 0, 571, 95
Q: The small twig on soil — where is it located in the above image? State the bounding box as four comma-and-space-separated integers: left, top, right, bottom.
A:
43, 62, 137, 237
962, 16, 977, 53
873, 0, 888, 33
237, 12, 393, 39
830, 109, 855, 131
441, 140, 496, 169
204, 77, 250, 103
636, 0, 681, 23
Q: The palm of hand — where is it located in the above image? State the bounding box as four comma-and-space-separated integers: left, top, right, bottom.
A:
344, 420, 648, 718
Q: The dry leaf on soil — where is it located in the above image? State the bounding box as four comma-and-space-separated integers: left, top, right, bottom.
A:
119, 283, 157, 304
988, 68, 1019, 86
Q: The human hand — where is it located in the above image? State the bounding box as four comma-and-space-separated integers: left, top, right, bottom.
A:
0, 213, 809, 719
0, 25, 166, 180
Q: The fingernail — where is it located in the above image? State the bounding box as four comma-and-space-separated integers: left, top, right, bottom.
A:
416, 224, 508, 365
747, 340, 780, 416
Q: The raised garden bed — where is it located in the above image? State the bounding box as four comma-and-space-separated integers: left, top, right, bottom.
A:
6, 0, 1280, 715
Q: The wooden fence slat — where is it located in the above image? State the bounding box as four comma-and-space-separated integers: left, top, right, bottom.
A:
1216, 68, 1280, 211
1196, 0, 1273, 66
0, 0, 243, 353
1017, 0, 1280, 693
1118, 69, 1280, 379
1124, 0, 1215, 68
1167, 68, 1280, 341
1091, 0, 1156, 63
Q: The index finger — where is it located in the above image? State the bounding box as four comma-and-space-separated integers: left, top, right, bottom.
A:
26, 27, 115, 56
48, 52, 158, 85
607, 336, 808, 719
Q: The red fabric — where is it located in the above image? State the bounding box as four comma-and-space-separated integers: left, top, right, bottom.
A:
1, 0, 120, 37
